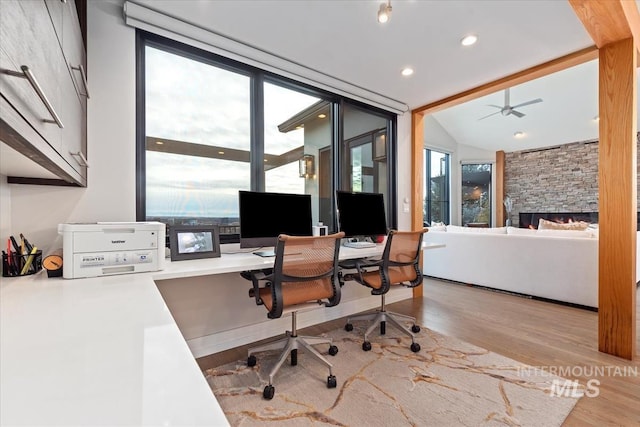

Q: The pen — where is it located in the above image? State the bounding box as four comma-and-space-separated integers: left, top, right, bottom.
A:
20, 234, 33, 253
20, 246, 38, 275
9, 235, 20, 254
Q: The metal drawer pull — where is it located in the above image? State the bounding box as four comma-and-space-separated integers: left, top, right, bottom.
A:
3, 65, 64, 128
70, 151, 89, 168
71, 64, 90, 99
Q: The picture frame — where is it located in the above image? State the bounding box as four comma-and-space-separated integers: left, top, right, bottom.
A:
169, 225, 221, 261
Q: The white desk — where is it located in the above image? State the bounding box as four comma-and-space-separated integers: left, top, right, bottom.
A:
0, 242, 443, 426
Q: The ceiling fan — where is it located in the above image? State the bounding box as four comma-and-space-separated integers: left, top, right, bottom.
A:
478, 88, 543, 120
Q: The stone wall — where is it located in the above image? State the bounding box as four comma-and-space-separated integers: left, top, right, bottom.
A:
504, 134, 640, 227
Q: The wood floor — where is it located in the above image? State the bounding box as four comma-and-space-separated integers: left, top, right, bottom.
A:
197, 278, 640, 426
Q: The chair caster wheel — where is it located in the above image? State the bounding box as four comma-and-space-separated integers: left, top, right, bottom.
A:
362, 341, 372, 351
328, 345, 338, 356
327, 375, 337, 388
411, 324, 421, 333
263, 385, 275, 400
247, 355, 257, 367
345, 323, 353, 332
410, 342, 421, 352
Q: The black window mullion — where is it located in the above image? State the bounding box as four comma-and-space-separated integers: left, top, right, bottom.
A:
251, 73, 265, 192
331, 101, 341, 232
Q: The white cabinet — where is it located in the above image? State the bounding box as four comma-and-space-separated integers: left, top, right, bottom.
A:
0, 0, 87, 186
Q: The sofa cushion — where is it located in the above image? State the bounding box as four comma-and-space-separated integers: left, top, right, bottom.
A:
538, 218, 589, 231
427, 225, 447, 232
506, 226, 537, 235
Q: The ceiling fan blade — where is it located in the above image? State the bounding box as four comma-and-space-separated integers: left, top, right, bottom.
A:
510, 110, 525, 118
478, 111, 502, 120
511, 98, 543, 109
487, 104, 503, 109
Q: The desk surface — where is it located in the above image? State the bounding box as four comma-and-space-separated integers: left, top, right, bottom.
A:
0, 242, 443, 426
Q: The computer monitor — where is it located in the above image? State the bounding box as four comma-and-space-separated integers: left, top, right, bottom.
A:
336, 191, 388, 239
239, 191, 313, 249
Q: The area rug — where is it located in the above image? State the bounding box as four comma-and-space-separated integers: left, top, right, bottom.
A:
204, 324, 580, 426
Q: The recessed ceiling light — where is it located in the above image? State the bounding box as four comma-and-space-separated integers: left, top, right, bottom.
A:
401, 67, 414, 76
461, 34, 478, 46
377, 2, 392, 23
218, 151, 225, 155
156, 141, 164, 145
318, 114, 326, 119
593, 115, 600, 122
513, 131, 525, 138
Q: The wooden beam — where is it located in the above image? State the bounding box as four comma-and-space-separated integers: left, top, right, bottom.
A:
569, 0, 640, 51
495, 151, 505, 227
412, 111, 424, 298
412, 47, 597, 115
598, 38, 637, 360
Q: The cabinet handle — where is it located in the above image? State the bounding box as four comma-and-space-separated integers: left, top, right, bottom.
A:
3, 66, 64, 128
71, 64, 90, 99
69, 151, 89, 168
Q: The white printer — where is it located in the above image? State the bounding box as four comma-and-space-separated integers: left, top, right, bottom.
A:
58, 222, 165, 279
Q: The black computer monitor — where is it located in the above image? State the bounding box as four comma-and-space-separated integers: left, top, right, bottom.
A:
336, 191, 388, 239
239, 191, 313, 248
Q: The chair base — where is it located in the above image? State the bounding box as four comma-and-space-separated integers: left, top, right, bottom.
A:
346, 309, 420, 349
247, 323, 338, 399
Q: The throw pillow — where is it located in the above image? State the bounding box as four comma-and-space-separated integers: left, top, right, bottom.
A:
536, 229, 594, 239
538, 218, 589, 231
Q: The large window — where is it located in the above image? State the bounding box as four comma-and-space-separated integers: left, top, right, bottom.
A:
423, 149, 450, 225
137, 31, 396, 241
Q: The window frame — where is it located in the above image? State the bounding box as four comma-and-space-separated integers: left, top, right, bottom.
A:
135, 30, 397, 241
423, 148, 451, 225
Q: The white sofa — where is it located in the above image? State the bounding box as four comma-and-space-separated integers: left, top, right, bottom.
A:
423, 226, 601, 308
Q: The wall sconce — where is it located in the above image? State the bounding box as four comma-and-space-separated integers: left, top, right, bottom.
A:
299, 154, 315, 178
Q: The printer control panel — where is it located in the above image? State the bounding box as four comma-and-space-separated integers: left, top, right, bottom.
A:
79, 251, 154, 268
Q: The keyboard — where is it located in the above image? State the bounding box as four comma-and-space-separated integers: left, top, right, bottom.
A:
343, 241, 376, 249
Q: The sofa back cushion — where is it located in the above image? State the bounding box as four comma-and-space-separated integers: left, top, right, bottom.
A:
447, 225, 507, 234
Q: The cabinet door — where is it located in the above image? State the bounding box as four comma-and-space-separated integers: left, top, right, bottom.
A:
0, 0, 63, 152
58, 0, 88, 174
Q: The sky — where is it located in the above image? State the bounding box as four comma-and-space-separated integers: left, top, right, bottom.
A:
145, 46, 320, 218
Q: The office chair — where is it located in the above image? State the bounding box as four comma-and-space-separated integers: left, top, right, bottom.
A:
243, 232, 344, 400
342, 229, 427, 353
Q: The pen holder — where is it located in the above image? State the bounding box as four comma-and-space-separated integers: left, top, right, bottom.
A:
2, 250, 42, 277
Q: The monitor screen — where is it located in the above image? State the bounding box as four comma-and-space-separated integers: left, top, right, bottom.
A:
336, 191, 388, 238
239, 191, 313, 248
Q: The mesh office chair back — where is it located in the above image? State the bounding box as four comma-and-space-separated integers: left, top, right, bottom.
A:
359, 229, 426, 294
258, 233, 344, 319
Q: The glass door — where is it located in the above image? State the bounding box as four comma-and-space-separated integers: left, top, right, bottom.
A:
461, 163, 492, 227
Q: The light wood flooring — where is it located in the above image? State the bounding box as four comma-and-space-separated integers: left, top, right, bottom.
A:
197, 278, 640, 426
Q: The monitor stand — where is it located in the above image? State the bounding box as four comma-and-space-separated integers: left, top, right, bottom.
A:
342, 236, 376, 248
253, 250, 275, 257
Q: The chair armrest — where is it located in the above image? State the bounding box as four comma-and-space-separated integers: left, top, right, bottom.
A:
240, 269, 273, 305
